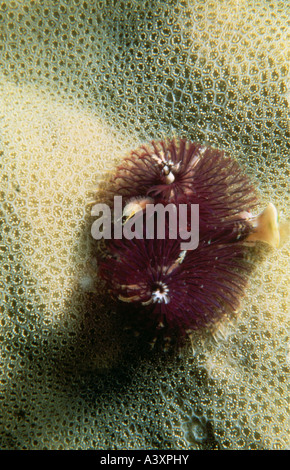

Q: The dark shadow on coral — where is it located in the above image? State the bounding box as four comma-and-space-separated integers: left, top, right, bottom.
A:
0, 174, 275, 450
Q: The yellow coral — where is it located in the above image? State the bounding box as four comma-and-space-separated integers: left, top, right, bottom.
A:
0, 0, 289, 450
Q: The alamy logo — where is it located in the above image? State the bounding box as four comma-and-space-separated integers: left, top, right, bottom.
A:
91, 196, 199, 250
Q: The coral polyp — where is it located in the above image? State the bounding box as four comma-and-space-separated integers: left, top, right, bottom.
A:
94, 138, 279, 345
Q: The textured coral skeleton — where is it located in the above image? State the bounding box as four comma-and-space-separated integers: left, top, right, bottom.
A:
0, 0, 289, 451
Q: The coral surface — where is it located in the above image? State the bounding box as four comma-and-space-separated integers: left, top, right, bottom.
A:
0, 0, 289, 450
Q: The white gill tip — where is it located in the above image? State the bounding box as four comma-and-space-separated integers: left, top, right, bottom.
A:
151, 282, 170, 304
164, 171, 175, 184
122, 197, 153, 222
123, 201, 142, 219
